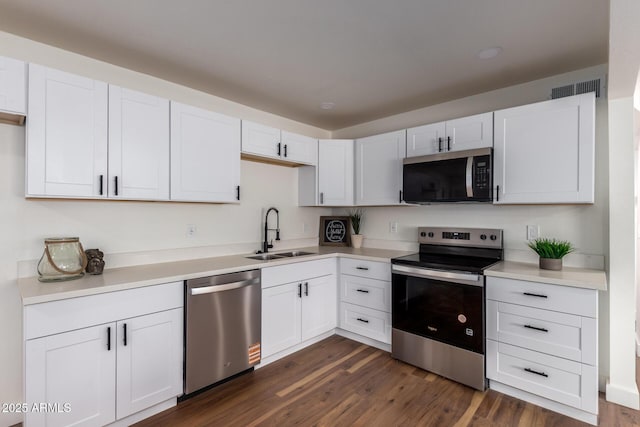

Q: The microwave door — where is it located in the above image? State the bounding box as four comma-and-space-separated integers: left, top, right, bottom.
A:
465, 156, 474, 198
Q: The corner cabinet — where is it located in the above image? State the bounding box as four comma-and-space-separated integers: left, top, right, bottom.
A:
406, 112, 493, 157
26, 64, 108, 198
261, 259, 337, 361
493, 93, 595, 204
24, 282, 183, 427
355, 130, 406, 205
170, 102, 241, 202
0, 56, 26, 124
241, 120, 317, 166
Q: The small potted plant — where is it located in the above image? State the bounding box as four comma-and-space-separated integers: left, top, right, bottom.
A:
527, 238, 574, 271
349, 209, 364, 249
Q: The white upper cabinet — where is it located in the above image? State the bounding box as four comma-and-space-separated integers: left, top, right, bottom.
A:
109, 86, 170, 200
241, 120, 317, 165
494, 93, 595, 204
355, 130, 406, 205
0, 56, 26, 122
318, 139, 354, 206
406, 112, 493, 157
26, 64, 108, 198
171, 102, 240, 203
281, 130, 318, 165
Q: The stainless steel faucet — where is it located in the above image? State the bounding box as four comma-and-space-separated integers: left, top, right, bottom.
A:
262, 207, 280, 253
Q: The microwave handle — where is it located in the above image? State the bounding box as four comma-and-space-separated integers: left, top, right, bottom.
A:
465, 156, 474, 198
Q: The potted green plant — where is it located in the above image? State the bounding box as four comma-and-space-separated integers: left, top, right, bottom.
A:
349, 209, 364, 248
527, 238, 574, 271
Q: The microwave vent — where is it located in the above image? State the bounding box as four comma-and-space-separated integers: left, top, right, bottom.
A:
551, 76, 606, 99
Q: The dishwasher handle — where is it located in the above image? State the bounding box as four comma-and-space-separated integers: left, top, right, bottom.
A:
190, 277, 260, 295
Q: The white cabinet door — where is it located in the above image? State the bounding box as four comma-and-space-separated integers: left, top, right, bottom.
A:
26, 64, 108, 197
116, 309, 183, 419
301, 275, 337, 341
241, 120, 281, 159
281, 130, 318, 165
262, 282, 302, 357
445, 112, 493, 152
318, 139, 354, 206
25, 323, 116, 427
355, 130, 406, 205
108, 86, 170, 200
171, 102, 240, 202
0, 56, 26, 117
406, 122, 445, 157
494, 93, 595, 204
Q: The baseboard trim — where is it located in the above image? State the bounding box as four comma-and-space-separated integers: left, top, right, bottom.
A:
335, 328, 391, 352
256, 330, 335, 368
106, 398, 176, 427
605, 380, 640, 409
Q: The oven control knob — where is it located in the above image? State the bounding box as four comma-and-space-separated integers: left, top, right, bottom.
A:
480, 234, 487, 240
490, 234, 497, 241
428, 232, 434, 238
420, 232, 426, 237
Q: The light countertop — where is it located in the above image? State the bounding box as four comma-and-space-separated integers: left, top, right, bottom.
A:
18, 246, 414, 305
485, 260, 607, 291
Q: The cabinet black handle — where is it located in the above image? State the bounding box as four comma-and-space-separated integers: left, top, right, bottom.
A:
356, 289, 370, 293
524, 367, 548, 378
399, 190, 403, 203
298, 283, 302, 298
447, 136, 451, 151
496, 185, 499, 202
356, 266, 369, 271
114, 176, 119, 196
284, 144, 288, 158
277, 142, 281, 156
320, 192, 324, 204
523, 292, 548, 299
99, 175, 104, 195
438, 137, 442, 152
236, 185, 240, 201
524, 324, 549, 333
304, 282, 309, 296
123, 323, 128, 346
107, 327, 111, 351
357, 318, 369, 323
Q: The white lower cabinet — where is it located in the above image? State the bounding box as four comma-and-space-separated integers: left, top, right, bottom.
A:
24, 282, 183, 427
338, 258, 392, 345
486, 276, 598, 425
261, 259, 337, 359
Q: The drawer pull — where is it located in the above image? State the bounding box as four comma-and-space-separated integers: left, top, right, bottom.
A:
357, 318, 369, 323
524, 324, 548, 333
356, 289, 370, 293
524, 367, 548, 378
356, 266, 369, 271
523, 292, 548, 299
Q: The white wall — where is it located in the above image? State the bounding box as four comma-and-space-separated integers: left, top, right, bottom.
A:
0, 32, 332, 427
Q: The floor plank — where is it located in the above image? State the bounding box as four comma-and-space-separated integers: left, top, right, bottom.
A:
133, 337, 640, 427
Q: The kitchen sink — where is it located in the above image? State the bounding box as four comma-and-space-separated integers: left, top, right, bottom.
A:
274, 251, 316, 257
245, 254, 285, 261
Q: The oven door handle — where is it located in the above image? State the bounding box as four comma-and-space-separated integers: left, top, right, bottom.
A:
465, 156, 474, 198
392, 264, 482, 285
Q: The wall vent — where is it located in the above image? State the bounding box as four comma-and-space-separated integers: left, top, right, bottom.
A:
551, 76, 607, 99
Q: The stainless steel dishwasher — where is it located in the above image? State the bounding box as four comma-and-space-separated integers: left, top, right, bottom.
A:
184, 269, 261, 395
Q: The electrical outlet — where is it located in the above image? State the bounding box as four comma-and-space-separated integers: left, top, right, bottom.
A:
526, 225, 540, 240
186, 224, 197, 237
390, 221, 398, 233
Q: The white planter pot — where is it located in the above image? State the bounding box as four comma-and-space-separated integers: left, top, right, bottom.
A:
351, 234, 364, 248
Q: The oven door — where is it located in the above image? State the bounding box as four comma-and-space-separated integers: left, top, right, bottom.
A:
391, 265, 485, 354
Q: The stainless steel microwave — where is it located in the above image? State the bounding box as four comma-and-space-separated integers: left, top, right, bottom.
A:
402, 147, 492, 203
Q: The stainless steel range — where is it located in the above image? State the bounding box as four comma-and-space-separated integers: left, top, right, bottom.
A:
391, 226, 503, 390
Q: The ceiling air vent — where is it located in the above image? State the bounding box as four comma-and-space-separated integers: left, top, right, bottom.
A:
551, 76, 606, 99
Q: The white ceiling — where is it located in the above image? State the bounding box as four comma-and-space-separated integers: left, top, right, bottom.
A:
0, 0, 609, 130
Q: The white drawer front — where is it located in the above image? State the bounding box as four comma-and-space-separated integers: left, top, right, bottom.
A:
262, 258, 335, 288
487, 340, 598, 414
341, 275, 390, 312
340, 258, 390, 281
487, 301, 597, 365
340, 302, 391, 344
486, 277, 597, 318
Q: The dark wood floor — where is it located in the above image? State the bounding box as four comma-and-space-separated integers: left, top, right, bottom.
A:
135, 336, 640, 427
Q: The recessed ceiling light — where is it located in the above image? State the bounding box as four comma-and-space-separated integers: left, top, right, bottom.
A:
320, 102, 335, 110
476, 47, 502, 60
